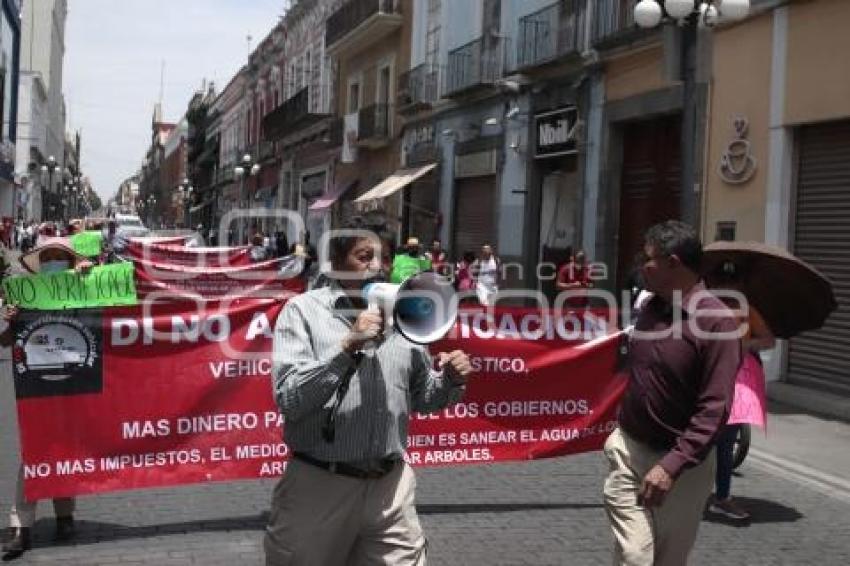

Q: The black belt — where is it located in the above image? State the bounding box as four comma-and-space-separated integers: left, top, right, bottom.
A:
293, 452, 399, 480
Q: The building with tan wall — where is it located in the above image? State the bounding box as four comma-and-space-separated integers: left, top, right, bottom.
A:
326, 0, 412, 242
703, 0, 850, 406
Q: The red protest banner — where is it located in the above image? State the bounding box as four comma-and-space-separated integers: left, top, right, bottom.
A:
13, 303, 625, 500
124, 242, 251, 268
132, 256, 306, 300
127, 236, 190, 248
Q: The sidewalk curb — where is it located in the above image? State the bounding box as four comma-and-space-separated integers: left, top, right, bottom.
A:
748, 448, 850, 505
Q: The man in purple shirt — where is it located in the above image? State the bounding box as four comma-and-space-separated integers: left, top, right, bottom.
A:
603, 221, 742, 565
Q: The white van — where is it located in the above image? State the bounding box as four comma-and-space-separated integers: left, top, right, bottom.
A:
114, 214, 150, 238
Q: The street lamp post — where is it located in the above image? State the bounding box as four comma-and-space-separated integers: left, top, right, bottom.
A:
145, 195, 157, 226
634, 0, 749, 226
40, 156, 61, 221
180, 177, 193, 229
233, 153, 260, 244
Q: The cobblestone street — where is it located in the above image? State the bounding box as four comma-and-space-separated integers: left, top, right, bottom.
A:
3, 371, 849, 566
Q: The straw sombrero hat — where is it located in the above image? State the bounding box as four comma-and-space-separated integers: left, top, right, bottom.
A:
20, 237, 87, 274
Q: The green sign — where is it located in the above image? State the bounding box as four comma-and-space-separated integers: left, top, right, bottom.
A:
2, 262, 138, 310
71, 231, 104, 257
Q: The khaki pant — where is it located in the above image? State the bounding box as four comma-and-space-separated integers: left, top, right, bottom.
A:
264, 459, 426, 566
9, 466, 75, 528
603, 428, 715, 566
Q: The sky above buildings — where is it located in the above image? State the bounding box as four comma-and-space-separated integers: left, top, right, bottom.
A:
64, 0, 285, 202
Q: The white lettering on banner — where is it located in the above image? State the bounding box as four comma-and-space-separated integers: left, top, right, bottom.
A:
24, 463, 52, 478
56, 459, 96, 475
99, 450, 202, 470
408, 434, 435, 447
422, 449, 493, 464
459, 431, 517, 445
469, 357, 528, 375
172, 315, 201, 342
122, 419, 170, 439
260, 461, 287, 476
110, 315, 234, 345
415, 402, 480, 420
112, 319, 138, 345
458, 312, 607, 341
235, 443, 288, 460
246, 313, 273, 340
483, 399, 589, 417
176, 413, 259, 434
209, 359, 272, 378
264, 411, 285, 428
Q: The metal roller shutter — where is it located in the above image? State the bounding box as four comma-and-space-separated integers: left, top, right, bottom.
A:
453, 176, 496, 258
407, 173, 440, 244
789, 120, 850, 395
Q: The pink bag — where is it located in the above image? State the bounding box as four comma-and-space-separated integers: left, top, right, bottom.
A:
727, 353, 767, 428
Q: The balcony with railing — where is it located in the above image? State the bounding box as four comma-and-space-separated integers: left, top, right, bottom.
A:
262, 87, 330, 141
357, 103, 391, 148
326, 0, 402, 57
444, 36, 508, 98
397, 64, 440, 113
516, 0, 587, 70
593, 0, 642, 46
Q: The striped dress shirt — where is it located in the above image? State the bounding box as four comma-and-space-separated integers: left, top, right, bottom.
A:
271, 283, 465, 463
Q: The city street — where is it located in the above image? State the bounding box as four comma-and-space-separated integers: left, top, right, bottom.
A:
3, 369, 849, 566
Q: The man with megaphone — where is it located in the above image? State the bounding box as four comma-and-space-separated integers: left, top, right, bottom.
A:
265, 218, 471, 566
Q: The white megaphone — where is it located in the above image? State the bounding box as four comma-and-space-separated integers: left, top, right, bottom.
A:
363, 271, 458, 344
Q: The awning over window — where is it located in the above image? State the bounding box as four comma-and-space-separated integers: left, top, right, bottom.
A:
354, 163, 437, 202
309, 179, 359, 211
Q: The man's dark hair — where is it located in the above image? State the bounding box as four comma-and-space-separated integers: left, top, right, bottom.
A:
329, 216, 385, 268
643, 220, 702, 273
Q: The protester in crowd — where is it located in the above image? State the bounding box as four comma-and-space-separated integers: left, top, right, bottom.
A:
379, 231, 396, 275
274, 231, 289, 258
101, 220, 128, 262
556, 249, 594, 307
265, 216, 471, 565
250, 233, 269, 263
2, 239, 94, 560
455, 250, 476, 296
391, 236, 431, 284
474, 244, 499, 306
425, 239, 449, 277
708, 276, 776, 522
603, 221, 741, 565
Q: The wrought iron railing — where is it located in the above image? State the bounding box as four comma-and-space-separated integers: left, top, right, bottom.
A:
358, 103, 391, 141
326, 0, 399, 48
516, 0, 587, 69
444, 36, 508, 96
397, 64, 440, 109
592, 0, 636, 44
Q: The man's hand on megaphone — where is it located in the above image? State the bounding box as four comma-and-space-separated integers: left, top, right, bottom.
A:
437, 350, 472, 386
342, 308, 385, 354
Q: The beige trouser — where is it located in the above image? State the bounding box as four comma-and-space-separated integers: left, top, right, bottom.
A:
9, 466, 75, 528
264, 459, 427, 566
603, 427, 715, 566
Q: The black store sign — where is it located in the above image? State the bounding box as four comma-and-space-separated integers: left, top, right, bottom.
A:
535, 106, 578, 159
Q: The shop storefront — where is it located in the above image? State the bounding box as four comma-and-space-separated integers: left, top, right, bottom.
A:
533, 106, 581, 299
452, 142, 499, 258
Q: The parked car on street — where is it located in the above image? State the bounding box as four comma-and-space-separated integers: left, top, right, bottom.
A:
114, 214, 149, 238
